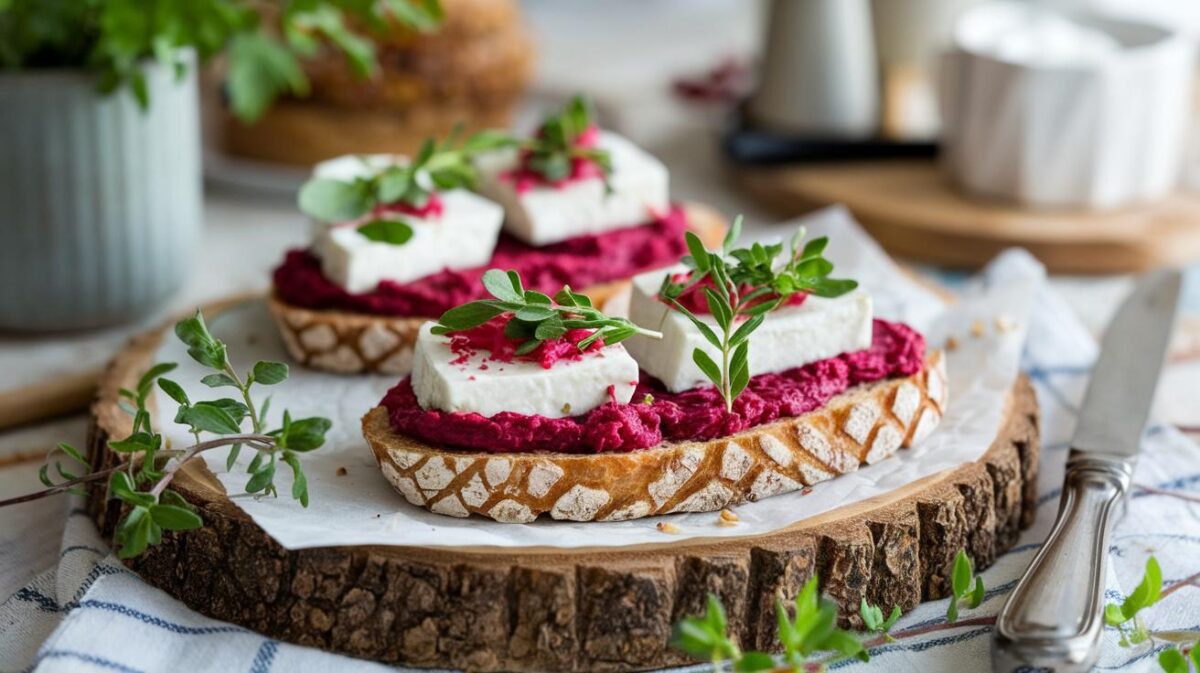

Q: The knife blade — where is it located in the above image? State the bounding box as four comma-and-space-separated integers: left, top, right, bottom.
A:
1072, 269, 1183, 458
993, 269, 1182, 673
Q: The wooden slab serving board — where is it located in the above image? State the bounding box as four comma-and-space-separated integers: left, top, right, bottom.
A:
737, 160, 1200, 274
84, 299, 1040, 672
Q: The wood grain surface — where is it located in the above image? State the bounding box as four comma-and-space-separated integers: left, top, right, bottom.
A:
84, 300, 1040, 672
737, 160, 1200, 274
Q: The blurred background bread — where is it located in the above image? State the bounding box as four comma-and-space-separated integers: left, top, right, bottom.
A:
215, 0, 534, 166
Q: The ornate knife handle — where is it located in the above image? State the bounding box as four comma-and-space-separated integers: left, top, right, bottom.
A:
992, 450, 1134, 673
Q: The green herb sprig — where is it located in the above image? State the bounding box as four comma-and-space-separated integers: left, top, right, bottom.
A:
298, 128, 517, 241
660, 215, 857, 413
0, 0, 443, 120
1104, 556, 1200, 672
5, 310, 331, 559
946, 549, 986, 622
432, 269, 662, 355
671, 576, 868, 672
860, 599, 902, 641
521, 95, 613, 190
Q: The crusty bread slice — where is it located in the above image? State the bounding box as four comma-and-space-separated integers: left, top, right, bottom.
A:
363, 351, 946, 523
269, 203, 725, 375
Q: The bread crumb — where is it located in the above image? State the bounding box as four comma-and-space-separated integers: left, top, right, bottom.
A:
561, 403, 572, 415
717, 509, 739, 527
643, 394, 655, 405
994, 315, 1016, 333
945, 335, 959, 351
657, 522, 680, 534
970, 320, 986, 338
336, 467, 348, 476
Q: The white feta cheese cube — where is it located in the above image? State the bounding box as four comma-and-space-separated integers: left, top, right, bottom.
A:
312, 153, 404, 182
477, 131, 670, 246
411, 323, 640, 419
622, 268, 874, 393
310, 189, 503, 294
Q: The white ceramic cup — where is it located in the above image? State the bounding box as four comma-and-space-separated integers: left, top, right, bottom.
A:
939, 1, 1195, 210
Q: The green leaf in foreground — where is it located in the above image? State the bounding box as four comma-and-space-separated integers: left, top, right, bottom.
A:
357, 219, 414, 246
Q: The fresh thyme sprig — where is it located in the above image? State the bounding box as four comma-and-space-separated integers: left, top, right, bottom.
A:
672, 548, 993, 672
3, 310, 331, 560
297, 127, 518, 232
671, 576, 868, 672
659, 215, 858, 413
1103, 556, 1200, 672
860, 599, 902, 641
946, 549, 986, 622
432, 269, 662, 355
521, 95, 613, 190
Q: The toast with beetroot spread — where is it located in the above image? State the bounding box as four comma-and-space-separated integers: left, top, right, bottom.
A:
361, 222, 947, 522
269, 96, 724, 375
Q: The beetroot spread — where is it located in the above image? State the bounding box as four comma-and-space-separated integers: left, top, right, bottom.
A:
383, 319, 925, 454
668, 273, 807, 315
373, 194, 443, 219
449, 316, 600, 369
273, 206, 690, 317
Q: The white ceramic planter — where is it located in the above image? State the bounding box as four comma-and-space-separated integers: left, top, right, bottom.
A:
0, 53, 202, 330
940, 2, 1194, 210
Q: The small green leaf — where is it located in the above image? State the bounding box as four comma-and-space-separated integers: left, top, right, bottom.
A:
357, 219, 414, 246
1158, 648, 1188, 673
282, 452, 309, 507
969, 576, 985, 608
108, 432, 158, 453
252, 361, 289, 385
298, 177, 372, 222
159, 490, 196, 513
157, 378, 190, 405
56, 442, 87, 466
150, 504, 203, 531
692, 349, 722, 388
136, 362, 178, 399
685, 232, 710, 272
481, 269, 524, 303
245, 461, 276, 494
730, 343, 750, 399
200, 373, 239, 389
947, 594, 959, 623
433, 301, 508, 333
1122, 556, 1163, 619
515, 305, 557, 322
277, 416, 332, 452
115, 506, 155, 559
181, 402, 242, 435
952, 551, 972, 597
1104, 602, 1127, 626
722, 215, 743, 253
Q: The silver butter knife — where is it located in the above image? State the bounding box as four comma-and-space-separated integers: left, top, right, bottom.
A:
993, 269, 1182, 673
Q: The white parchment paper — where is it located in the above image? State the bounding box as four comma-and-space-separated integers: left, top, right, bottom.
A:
153, 206, 1045, 549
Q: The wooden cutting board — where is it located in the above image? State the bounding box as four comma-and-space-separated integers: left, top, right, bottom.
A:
738, 160, 1200, 274
84, 300, 1041, 672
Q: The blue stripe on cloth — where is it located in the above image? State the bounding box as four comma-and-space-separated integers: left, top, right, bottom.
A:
15, 565, 135, 612
24, 649, 144, 673
827, 627, 994, 668
60, 545, 106, 559
75, 600, 251, 636
249, 640, 279, 673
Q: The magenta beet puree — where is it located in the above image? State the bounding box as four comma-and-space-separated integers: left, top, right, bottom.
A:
382, 319, 925, 454
273, 206, 690, 318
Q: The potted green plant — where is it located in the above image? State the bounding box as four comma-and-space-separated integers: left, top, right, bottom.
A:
0, 0, 442, 330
